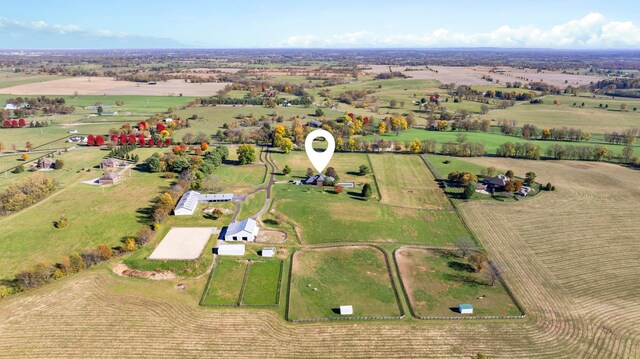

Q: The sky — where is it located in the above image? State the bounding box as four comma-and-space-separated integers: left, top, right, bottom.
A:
1, 0, 640, 49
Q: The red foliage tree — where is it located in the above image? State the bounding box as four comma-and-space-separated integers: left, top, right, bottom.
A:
363, 117, 370, 125
18, 118, 26, 127
118, 133, 127, 145
165, 138, 171, 146
148, 139, 155, 147
138, 121, 146, 131
156, 123, 166, 132
11, 120, 18, 128
87, 134, 95, 146
128, 134, 136, 145
95, 135, 105, 146
137, 134, 145, 147
110, 134, 118, 143
3, 120, 11, 127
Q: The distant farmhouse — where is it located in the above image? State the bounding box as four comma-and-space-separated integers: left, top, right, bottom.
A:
68, 135, 87, 144
36, 158, 55, 169
174, 190, 234, 216
302, 174, 334, 186
225, 218, 259, 242
99, 172, 122, 185
308, 120, 322, 128
100, 158, 120, 170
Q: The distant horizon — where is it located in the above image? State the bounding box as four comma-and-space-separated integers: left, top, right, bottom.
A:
2, 47, 640, 52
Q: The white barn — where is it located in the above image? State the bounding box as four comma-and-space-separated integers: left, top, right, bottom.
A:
339, 305, 353, 315
459, 304, 474, 314
261, 247, 276, 257
174, 190, 234, 216
217, 244, 245, 256
225, 218, 259, 242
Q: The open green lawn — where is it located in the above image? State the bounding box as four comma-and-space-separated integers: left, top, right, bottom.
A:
241, 260, 282, 305
0, 153, 170, 280
237, 190, 266, 221
288, 246, 401, 320
396, 247, 522, 317
426, 154, 488, 178
483, 95, 640, 133
368, 153, 451, 209
201, 259, 247, 305
272, 184, 468, 245
215, 163, 266, 188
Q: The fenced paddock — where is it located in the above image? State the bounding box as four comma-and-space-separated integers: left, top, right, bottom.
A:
148, 227, 215, 260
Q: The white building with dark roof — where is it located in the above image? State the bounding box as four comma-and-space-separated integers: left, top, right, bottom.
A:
224, 218, 259, 242
174, 190, 234, 216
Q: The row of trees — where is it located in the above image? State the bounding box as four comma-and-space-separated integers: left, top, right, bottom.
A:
500, 121, 592, 142
0, 174, 57, 214
603, 128, 638, 146
496, 142, 542, 160
545, 143, 614, 162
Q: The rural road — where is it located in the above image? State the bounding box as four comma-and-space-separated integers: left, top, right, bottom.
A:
229, 146, 276, 222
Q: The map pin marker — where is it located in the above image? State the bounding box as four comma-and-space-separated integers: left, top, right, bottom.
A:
305, 129, 335, 174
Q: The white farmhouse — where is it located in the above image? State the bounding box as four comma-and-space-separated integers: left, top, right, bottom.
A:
225, 218, 259, 242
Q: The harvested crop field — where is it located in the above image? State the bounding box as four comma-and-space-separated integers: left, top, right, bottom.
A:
0, 77, 230, 96
363, 65, 604, 87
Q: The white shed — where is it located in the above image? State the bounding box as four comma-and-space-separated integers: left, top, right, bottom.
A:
217, 244, 245, 256
339, 305, 353, 315
459, 304, 474, 314
225, 218, 259, 242
261, 247, 276, 257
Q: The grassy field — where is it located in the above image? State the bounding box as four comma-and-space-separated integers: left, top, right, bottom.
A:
201, 259, 247, 305
288, 246, 400, 320
0, 72, 65, 89
237, 190, 266, 221
272, 184, 468, 245
396, 247, 521, 317
0, 153, 638, 359
271, 151, 375, 186
0, 153, 170, 280
483, 95, 640, 133
368, 153, 450, 209
241, 260, 281, 305
215, 163, 266, 188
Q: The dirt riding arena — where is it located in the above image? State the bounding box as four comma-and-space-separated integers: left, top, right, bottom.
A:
364, 65, 604, 87
149, 227, 215, 260
0, 77, 230, 96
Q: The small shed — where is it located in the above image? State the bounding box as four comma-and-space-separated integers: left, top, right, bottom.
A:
459, 304, 474, 314
217, 244, 245, 256
261, 247, 276, 257
339, 305, 353, 315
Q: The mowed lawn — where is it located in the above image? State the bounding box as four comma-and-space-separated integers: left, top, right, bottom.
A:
288, 246, 401, 320
242, 260, 282, 305
237, 190, 266, 221
202, 259, 247, 305
272, 184, 468, 245
215, 163, 266, 188
368, 153, 451, 209
396, 248, 521, 317
0, 165, 170, 280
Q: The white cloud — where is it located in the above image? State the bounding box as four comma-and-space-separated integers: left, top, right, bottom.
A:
0, 16, 185, 48
279, 13, 640, 48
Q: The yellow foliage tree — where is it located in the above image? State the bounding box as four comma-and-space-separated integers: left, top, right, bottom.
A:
410, 139, 422, 153
347, 138, 357, 152
378, 121, 386, 134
